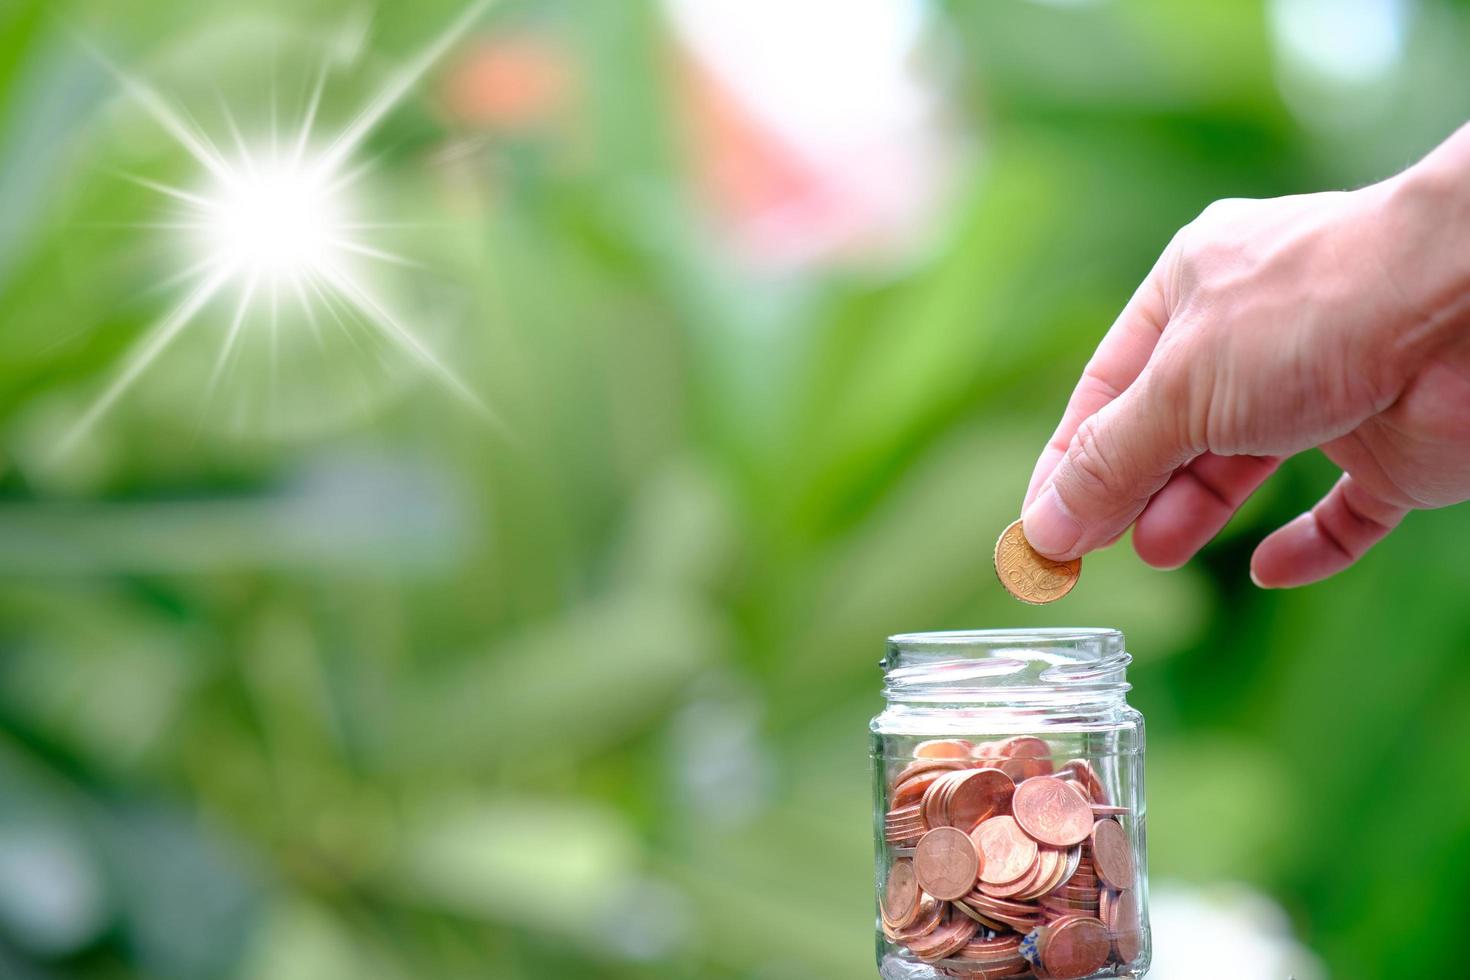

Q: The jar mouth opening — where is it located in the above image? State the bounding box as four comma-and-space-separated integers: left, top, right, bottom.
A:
882, 628, 1129, 704
888, 627, 1122, 653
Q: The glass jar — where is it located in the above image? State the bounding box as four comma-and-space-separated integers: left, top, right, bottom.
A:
871, 629, 1150, 980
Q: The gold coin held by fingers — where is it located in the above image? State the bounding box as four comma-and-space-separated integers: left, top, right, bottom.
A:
993, 518, 1081, 604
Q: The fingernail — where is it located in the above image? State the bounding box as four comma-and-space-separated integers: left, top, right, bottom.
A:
1022, 486, 1083, 558
1250, 567, 1270, 589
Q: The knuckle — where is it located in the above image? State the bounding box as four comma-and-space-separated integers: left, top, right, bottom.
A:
1147, 340, 1196, 405
1179, 198, 1256, 265
1078, 364, 1126, 405
1065, 417, 1119, 498
1195, 196, 1251, 225
1172, 201, 1249, 296
1144, 352, 1208, 454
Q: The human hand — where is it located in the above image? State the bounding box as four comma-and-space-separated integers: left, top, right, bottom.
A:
1021, 124, 1470, 588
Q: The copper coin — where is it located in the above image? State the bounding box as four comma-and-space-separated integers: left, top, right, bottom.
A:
1022, 845, 1075, 900
884, 858, 922, 929
961, 900, 1036, 932
1011, 847, 1062, 901
894, 758, 968, 786
1060, 758, 1109, 804
1091, 804, 1130, 816
894, 894, 943, 943
995, 736, 1054, 780
980, 909, 1041, 933
980, 850, 1045, 898
921, 770, 957, 828
1044, 890, 1099, 909
885, 806, 924, 832
894, 766, 961, 808
970, 899, 1040, 922
930, 768, 986, 830
1098, 887, 1118, 929
1089, 818, 1135, 890
993, 517, 1081, 604
945, 768, 1015, 832
1013, 776, 1093, 847
972, 816, 1039, 884
964, 905, 1023, 934
964, 905, 1039, 933
971, 741, 1003, 767
1041, 915, 1111, 979
1064, 894, 1100, 911
1053, 844, 1082, 890
963, 936, 1022, 954
915, 739, 975, 760
908, 908, 978, 962
1043, 897, 1098, 920
915, 827, 983, 901
952, 899, 1006, 932
1111, 890, 1143, 964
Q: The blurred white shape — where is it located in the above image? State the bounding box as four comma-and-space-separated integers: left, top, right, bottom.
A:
667, 676, 774, 828
0, 824, 107, 955
669, 0, 928, 151
664, 0, 963, 271
1269, 0, 1408, 83
1148, 881, 1325, 980
1268, 0, 1411, 130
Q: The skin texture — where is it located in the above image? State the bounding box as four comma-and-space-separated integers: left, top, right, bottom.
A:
1021, 123, 1470, 588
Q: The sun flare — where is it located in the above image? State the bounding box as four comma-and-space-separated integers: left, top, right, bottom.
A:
63, 0, 496, 453
203, 160, 342, 280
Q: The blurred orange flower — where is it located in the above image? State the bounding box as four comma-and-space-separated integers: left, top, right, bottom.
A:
440, 33, 576, 133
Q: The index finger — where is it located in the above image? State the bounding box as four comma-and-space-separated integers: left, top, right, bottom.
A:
1022, 256, 1174, 511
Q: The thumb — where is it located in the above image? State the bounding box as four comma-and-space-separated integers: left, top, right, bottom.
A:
1022, 372, 1196, 560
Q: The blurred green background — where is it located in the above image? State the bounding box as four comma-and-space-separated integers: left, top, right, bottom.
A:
1, 1, 1468, 978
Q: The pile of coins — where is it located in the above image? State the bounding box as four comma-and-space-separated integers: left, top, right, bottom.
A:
879, 737, 1142, 979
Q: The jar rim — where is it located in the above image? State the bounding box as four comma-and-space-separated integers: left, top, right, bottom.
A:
888, 627, 1122, 650
881, 627, 1130, 706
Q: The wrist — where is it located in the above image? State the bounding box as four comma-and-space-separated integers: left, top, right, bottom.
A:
1373, 125, 1470, 354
